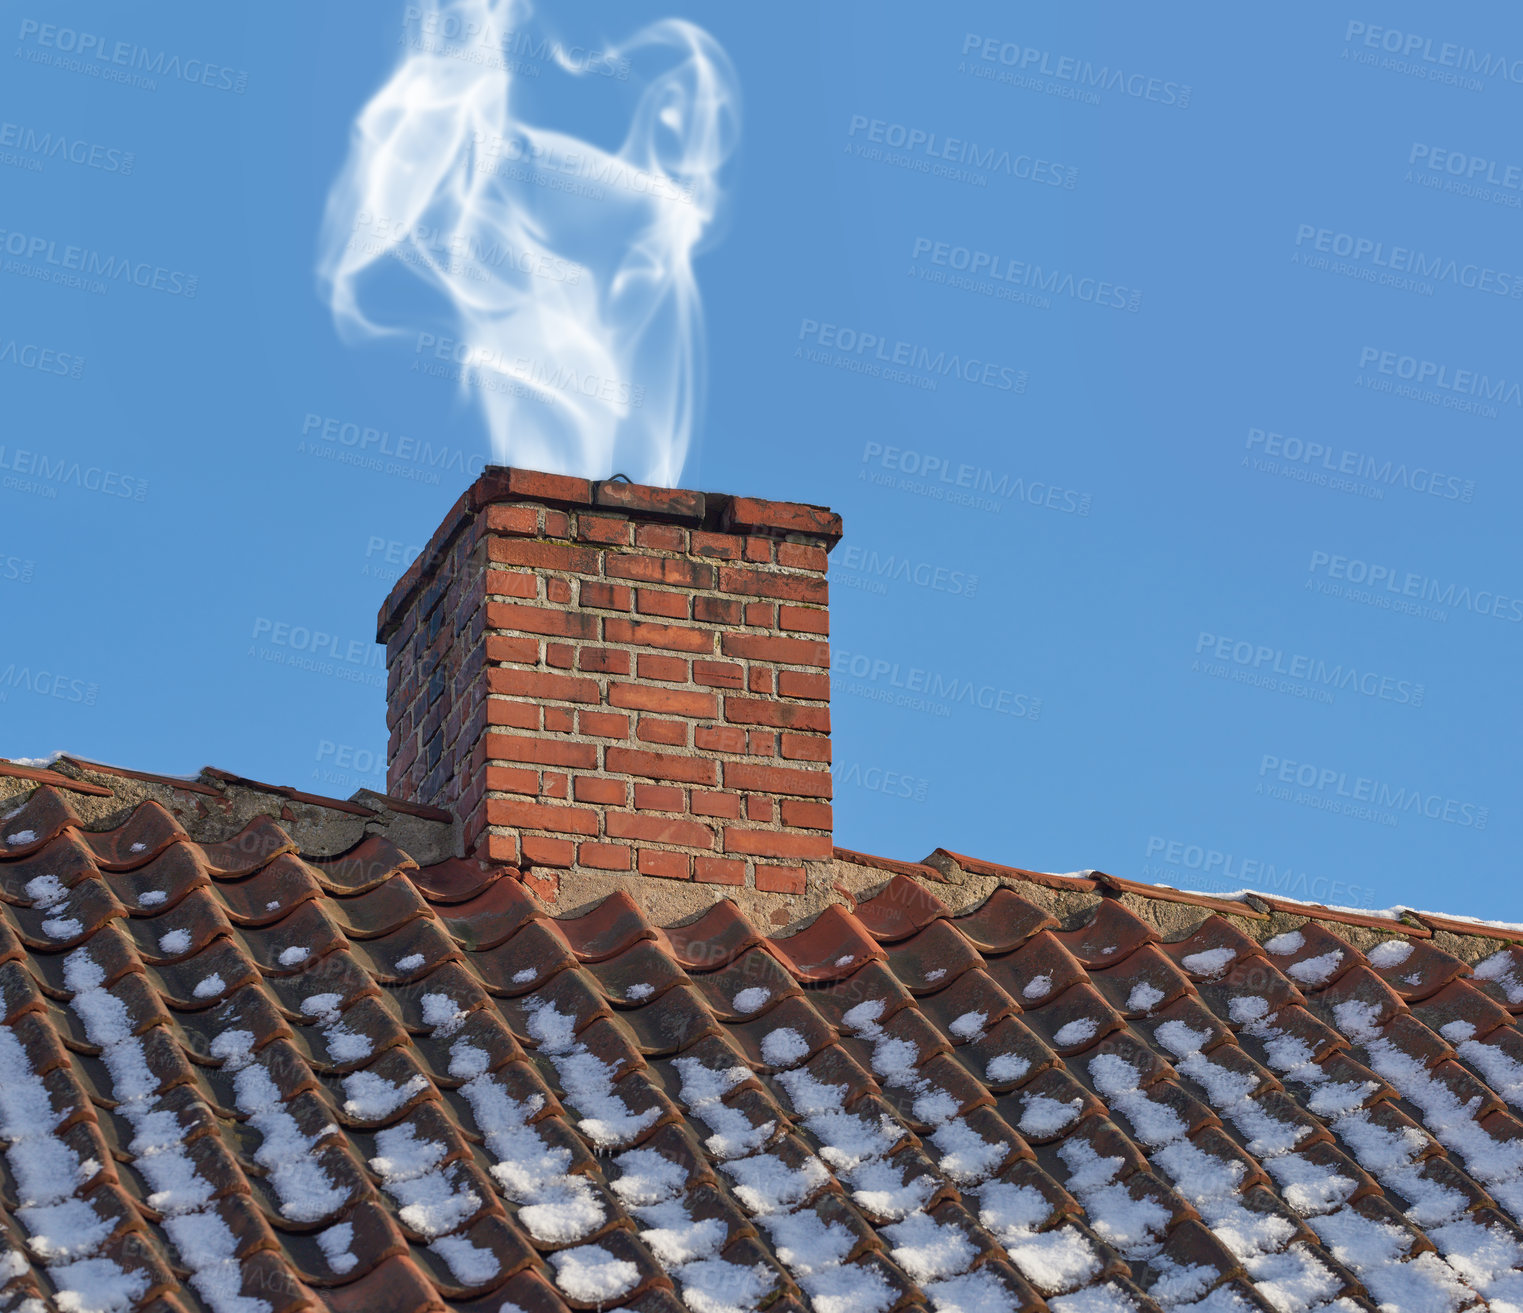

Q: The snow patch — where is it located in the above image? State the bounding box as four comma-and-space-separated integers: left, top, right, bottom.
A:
733, 987, 770, 1013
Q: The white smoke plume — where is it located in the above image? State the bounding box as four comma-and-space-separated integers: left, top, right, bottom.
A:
317, 0, 739, 486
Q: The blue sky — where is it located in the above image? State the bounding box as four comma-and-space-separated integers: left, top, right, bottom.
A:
3, 2, 1520, 920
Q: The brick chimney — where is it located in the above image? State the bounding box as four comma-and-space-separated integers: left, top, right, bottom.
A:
377, 467, 840, 903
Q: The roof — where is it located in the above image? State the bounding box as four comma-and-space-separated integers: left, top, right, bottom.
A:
4, 767, 1523, 1313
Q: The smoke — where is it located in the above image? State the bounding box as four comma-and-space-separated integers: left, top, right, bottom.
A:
317, 0, 739, 486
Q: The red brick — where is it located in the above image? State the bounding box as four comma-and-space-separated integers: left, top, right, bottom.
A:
755, 864, 807, 895
725, 497, 842, 541
485, 764, 539, 794
522, 834, 576, 867
546, 643, 575, 669
487, 634, 540, 664
487, 798, 599, 835
690, 791, 742, 819
485, 733, 599, 769
636, 653, 688, 682
639, 848, 692, 880
720, 566, 827, 604
692, 660, 744, 689
578, 647, 631, 675
724, 698, 830, 732
690, 531, 742, 560
485, 569, 538, 599
487, 602, 599, 640
542, 772, 569, 799
483, 832, 521, 865
781, 799, 832, 829
636, 589, 691, 620
488, 668, 600, 703
604, 618, 714, 653
488, 538, 601, 573
747, 731, 775, 756
542, 509, 571, 538
694, 596, 743, 625
485, 504, 540, 536
633, 783, 684, 811
580, 581, 633, 611
778, 542, 829, 571
574, 776, 628, 805
546, 577, 573, 604
724, 829, 833, 859
695, 856, 745, 886
604, 554, 716, 590
609, 684, 718, 717
577, 514, 632, 545
744, 602, 775, 627
745, 796, 774, 822
780, 733, 831, 762
607, 813, 714, 848
503, 469, 592, 505
720, 633, 828, 667
637, 717, 688, 747
723, 760, 831, 798
744, 537, 772, 564
748, 668, 774, 696
633, 522, 689, 550
779, 605, 828, 635
579, 842, 632, 870
578, 710, 629, 738
543, 706, 575, 734
605, 747, 717, 785
486, 698, 540, 730
778, 669, 829, 700
694, 726, 746, 753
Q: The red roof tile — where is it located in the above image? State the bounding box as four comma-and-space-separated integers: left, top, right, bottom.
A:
5, 781, 1523, 1312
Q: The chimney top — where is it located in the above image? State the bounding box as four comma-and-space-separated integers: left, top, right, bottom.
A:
377, 467, 842, 643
